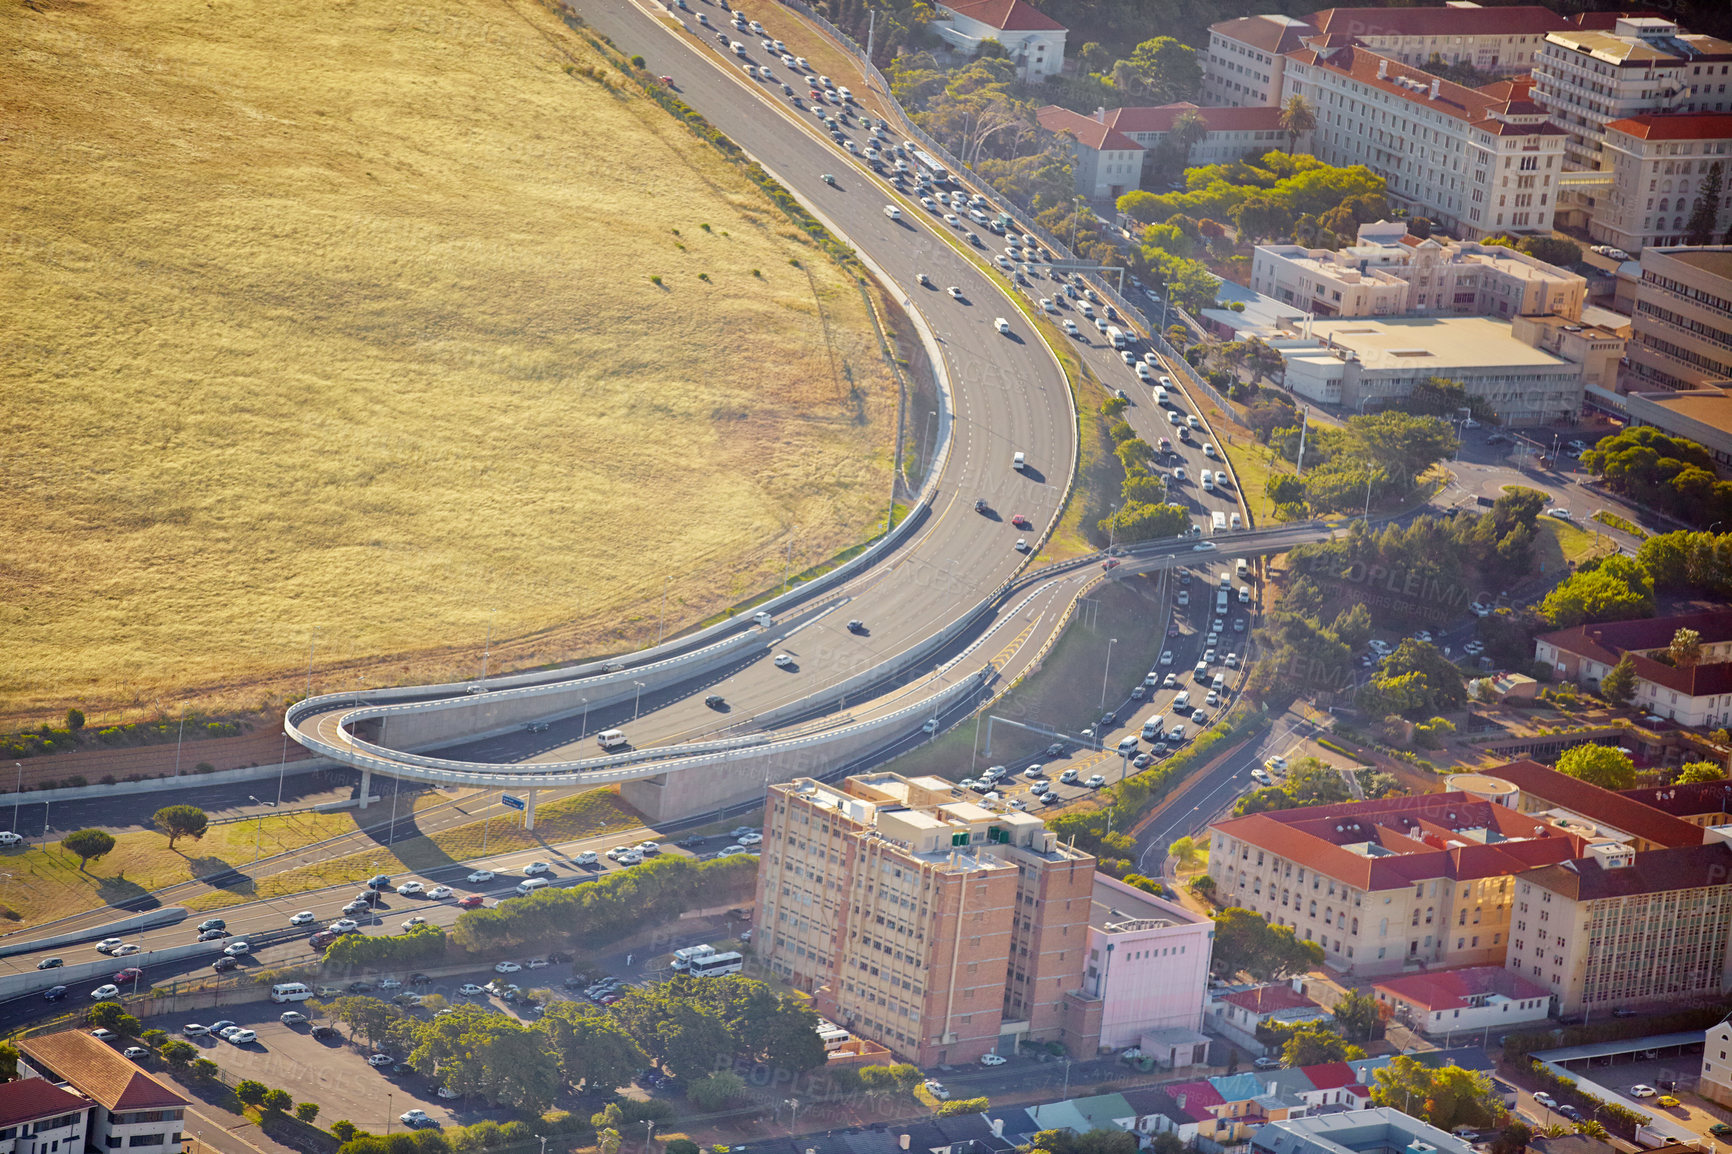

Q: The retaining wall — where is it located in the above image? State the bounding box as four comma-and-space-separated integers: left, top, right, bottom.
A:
0, 908, 189, 960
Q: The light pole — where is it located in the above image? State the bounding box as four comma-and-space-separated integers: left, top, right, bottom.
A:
173, 705, 187, 778
387, 1094, 393, 1135
579, 696, 589, 737
388, 771, 403, 848
249, 795, 265, 864
1100, 637, 1119, 710
633, 681, 646, 720
1363, 471, 1374, 521
643, 1121, 656, 1153
11, 763, 20, 836
537, 1138, 548, 1154
1070, 196, 1085, 251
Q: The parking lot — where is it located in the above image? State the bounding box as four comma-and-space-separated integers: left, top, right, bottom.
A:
1553, 1050, 1732, 1141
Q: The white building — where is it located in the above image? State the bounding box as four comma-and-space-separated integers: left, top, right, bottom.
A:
1038, 103, 1297, 200
1594, 114, 1732, 252
1702, 1018, 1732, 1108
1280, 42, 1568, 234
1535, 610, 1732, 728
17, 1034, 185, 1154
1084, 875, 1214, 1057
1271, 315, 1586, 421
0, 1080, 89, 1154
1206, 982, 1331, 1054
1303, 5, 1573, 74
1202, 15, 1318, 107
1371, 965, 1552, 1037
931, 0, 1067, 83
1251, 227, 1587, 320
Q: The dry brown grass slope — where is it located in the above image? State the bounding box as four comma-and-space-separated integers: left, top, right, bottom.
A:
0, 0, 897, 723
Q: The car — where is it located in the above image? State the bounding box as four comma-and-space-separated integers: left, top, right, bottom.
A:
924, 1080, 951, 1101
1163, 674, 1177, 689
181, 1022, 210, 1036
401, 1110, 435, 1129
1532, 1092, 1556, 1108
1546, 507, 1573, 520
368, 1053, 394, 1067
197, 918, 227, 932
425, 885, 454, 900
1191, 539, 1218, 552
1254, 1057, 1283, 1070
90, 982, 122, 999
342, 900, 370, 916
395, 881, 424, 896
95, 938, 124, 954
1015, 538, 1029, 552
222, 941, 250, 956
287, 911, 317, 927
113, 966, 144, 984
1266, 755, 1287, 773
738, 832, 763, 846
1086, 774, 1106, 789
494, 961, 523, 974
819, 172, 836, 186
1060, 768, 1080, 784
1159, 650, 1173, 666
36, 957, 63, 970
981, 1052, 1007, 1066
467, 869, 495, 883
211, 957, 238, 973
1010, 513, 1032, 529
1557, 1105, 1583, 1121
1657, 1096, 1681, 1108
1251, 767, 1274, 786
523, 861, 552, 875
1629, 1085, 1658, 1098
42, 985, 67, 1002
774, 653, 795, 668
329, 918, 359, 933
994, 317, 1011, 334
402, 916, 428, 931
1710, 1124, 1732, 1138
90, 1029, 118, 1042
367, 874, 393, 890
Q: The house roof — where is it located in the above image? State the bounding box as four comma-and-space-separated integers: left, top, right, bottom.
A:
1286, 43, 1556, 132
0, 1079, 89, 1128
1121, 1085, 1187, 1122
1036, 105, 1141, 153
18, 1033, 187, 1112
1210, 14, 1319, 55
1209, 790, 1583, 890
1606, 114, 1732, 142
1620, 779, 1732, 818
1165, 1079, 1227, 1121
1306, 5, 1572, 38
1374, 966, 1551, 1011
1103, 103, 1289, 135
1522, 841, 1732, 901
1486, 759, 1704, 849
1303, 1062, 1361, 1091
940, 0, 1066, 33
1221, 984, 1323, 1015
1213, 1072, 1275, 1102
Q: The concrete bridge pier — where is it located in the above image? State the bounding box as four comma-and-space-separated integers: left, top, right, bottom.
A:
359, 767, 372, 809
525, 788, 538, 832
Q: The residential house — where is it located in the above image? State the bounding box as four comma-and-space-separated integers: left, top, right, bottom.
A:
931, 0, 1067, 83
1372, 965, 1553, 1036
1534, 610, 1732, 727
1208, 982, 1332, 1054
16, 1034, 185, 1154
0, 1081, 90, 1154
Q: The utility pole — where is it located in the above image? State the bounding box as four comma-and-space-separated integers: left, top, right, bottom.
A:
173, 706, 186, 778
865, 9, 875, 67
1295, 406, 1311, 475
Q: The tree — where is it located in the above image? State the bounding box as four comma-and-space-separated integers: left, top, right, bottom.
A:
598, 1131, 622, 1154
1677, 761, 1724, 784
1542, 555, 1655, 627
1689, 162, 1725, 246
152, 805, 209, 850
665, 1142, 699, 1154
1113, 37, 1201, 104
1278, 95, 1317, 154
1556, 743, 1636, 790
235, 1081, 268, 1109
1211, 908, 1324, 980
260, 1089, 293, 1114
1600, 653, 1638, 706
688, 1071, 748, 1110
1169, 110, 1209, 168
88, 1002, 135, 1033
66, 709, 85, 731
1372, 1055, 1499, 1131
1331, 604, 1373, 651
159, 1040, 199, 1068
1281, 1023, 1359, 1066
1491, 1121, 1532, 1154
191, 1059, 219, 1081
296, 1103, 321, 1124
61, 828, 115, 870
1169, 836, 1201, 871
1670, 627, 1703, 671
331, 1123, 360, 1144
1332, 989, 1381, 1042
1518, 235, 1583, 268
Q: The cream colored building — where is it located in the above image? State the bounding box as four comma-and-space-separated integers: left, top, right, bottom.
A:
1507, 840, 1732, 1016
1251, 230, 1587, 320
1207, 792, 1581, 976
1595, 114, 1732, 252
1304, 5, 1572, 74
1626, 246, 1732, 391
1700, 1019, 1732, 1108
1280, 42, 1567, 234
1202, 15, 1317, 107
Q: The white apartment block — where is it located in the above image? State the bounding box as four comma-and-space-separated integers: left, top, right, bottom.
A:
1281, 43, 1568, 235
931, 0, 1067, 83
1251, 228, 1587, 320
1305, 4, 1573, 74
1202, 15, 1317, 107
1702, 1019, 1732, 1109
1594, 114, 1732, 252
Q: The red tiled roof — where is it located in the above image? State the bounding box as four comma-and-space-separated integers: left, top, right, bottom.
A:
18, 1033, 187, 1112
1210, 14, 1319, 55
1220, 984, 1323, 1015
1306, 5, 1572, 38
1291, 43, 1555, 130
1488, 759, 1704, 849
1373, 965, 1551, 1012
1478, 77, 1537, 102
1522, 841, 1732, 901
1164, 1080, 1226, 1121
1104, 103, 1288, 134
939, 0, 1065, 33
1621, 779, 1732, 818
1302, 1061, 1359, 1091
1036, 106, 1140, 152
1536, 610, 1732, 700
1606, 114, 1732, 141
0, 1079, 89, 1128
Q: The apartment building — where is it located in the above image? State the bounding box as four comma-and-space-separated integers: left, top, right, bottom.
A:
755, 774, 1101, 1064
1626, 246, 1732, 391
930, 0, 1067, 83
1535, 609, 1732, 727
1251, 230, 1587, 320
1202, 15, 1318, 106
1280, 42, 1568, 234
1595, 115, 1732, 251
1254, 1108, 1478, 1154
1038, 104, 1295, 201
0, 1080, 90, 1154
16, 1034, 185, 1154
1484, 759, 1706, 852
1304, 5, 1573, 74
1508, 839, 1732, 1015
1701, 1017, 1732, 1108
1080, 874, 1213, 1053
1207, 792, 1583, 976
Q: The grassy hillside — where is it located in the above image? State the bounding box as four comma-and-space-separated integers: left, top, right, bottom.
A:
1, 0, 896, 722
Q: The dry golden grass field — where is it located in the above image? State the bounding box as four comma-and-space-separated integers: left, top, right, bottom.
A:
1, 0, 897, 725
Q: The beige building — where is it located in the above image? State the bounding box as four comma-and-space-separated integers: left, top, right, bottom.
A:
1280, 42, 1568, 234
755, 773, 1098, 1065
1700, 1018, 1732, 1108
1596, 114, 1732, 252
1038, 104, 1296, 202
1207, 791, 1583, 976
1626, 246, 1732, 391
1304, 5, 1573, 74
1508, 840, 1732, 1016
1202, 15, 1318, 107
1251, 230, 1588, 320
1510, 314, 1628, 391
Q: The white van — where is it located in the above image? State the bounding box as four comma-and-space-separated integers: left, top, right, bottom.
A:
516, 877, 550, 896
1117, 735, 1140, 753
596, 729, 629, 750
1013, 451, 1026, 470
270, 982, 313, 1003
1172, 690, 1191, 712
671, 944, 717, 972
1211, 510, 1228, 533
1239, 585, 1251, 604
1202, 471, 1215, 491
1141, 716, 1166, 740
1236, 558, 1250, 579
818, 1025, 853, 1052
1154, 386, 1169, 404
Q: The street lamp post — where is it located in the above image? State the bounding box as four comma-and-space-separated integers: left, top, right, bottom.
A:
1070, 197, 1084, 251
12, 762, 20, 836
1100, 637, 1119, 710
580, 696, 589, 737
249, 795, 265, 864
173, 705, 187, 778
633, 681, 646, 720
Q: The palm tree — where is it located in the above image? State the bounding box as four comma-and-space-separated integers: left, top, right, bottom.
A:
1670, 627, 1703, 671
1278, 94, 1317, 154
1169, 110, 1210, 169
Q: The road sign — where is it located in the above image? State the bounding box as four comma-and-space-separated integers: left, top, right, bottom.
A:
500, 794, 525, 812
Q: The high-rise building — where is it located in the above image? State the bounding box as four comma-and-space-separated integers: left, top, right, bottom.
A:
1203, 16, 1318, 107
1625, 246, 1732, 391
1594, 115, 1732, 252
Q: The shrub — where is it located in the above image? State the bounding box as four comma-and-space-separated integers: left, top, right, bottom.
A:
296, 1103, 321, 1123
66, 709, 85, 731
630, 55, 645, 67
649, 275, 662, 285
192, 1059, 220, 1080
937, 1097, 989, 1115
260, 1089, 293, 1114
330, 1122, 360, 1144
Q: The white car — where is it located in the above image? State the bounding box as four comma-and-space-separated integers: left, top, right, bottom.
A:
1193, 541, 1218, 552
994, 317, 1010, 334
739, 832, 763, 846
289, 911, 316, 926
0, 831, 21, 846
617, 850, 644, 865
95, 938, 125, 954
226, 1029, 257, 1045
89, 984, 120, 1000
883, 205, 901, 220
774, 653, 795, 668
467, 869, 496, 883
402, 916, 428, 931
523, 861, 551, 876
1251, 768, 1274, 786
1086, 775, 1107, 789
795, 56, 808, 69
280, 1011, 308, 1025
1038, 298, 1054, 313
494, 961, 522, 974
575, 851, 599, 867
328, 919, 359, 933
1546, 507, 1573, 520
924, 1080, 951, 1101
368, 1053, 394, 1067
1159, 650, 1174, 666
457, 983, 486, 996
222, 941, 250, 956
378, 977, 403, 989
182, 1023, 210, 1037
1062, 319, 1079, 336
981, 1053, 1007, 1066
1629, 1085, 1658, 1098
395, 881, 424, 896
428, 886, 454, 900
401, 1110, 433, 1127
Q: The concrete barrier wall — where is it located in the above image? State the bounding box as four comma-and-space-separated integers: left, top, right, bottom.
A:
0, 908, 190, 960
0, 940, 226, 1004
0, 760, 338, 811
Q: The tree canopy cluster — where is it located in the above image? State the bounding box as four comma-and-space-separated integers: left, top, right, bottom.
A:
1358, 639, 1469, 719
1211, 907, 1325, 981
1370, 1054, 1502, 1132
1259, 412, 1458, 517
1120, 152, 1386, 244
1584, 426, 1732, 528
1544, 529, 1732, 629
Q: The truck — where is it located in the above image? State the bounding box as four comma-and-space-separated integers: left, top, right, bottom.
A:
1106, 325, 1127, 350
1211, 510, 1228, 534
1216, 587, 1230, 614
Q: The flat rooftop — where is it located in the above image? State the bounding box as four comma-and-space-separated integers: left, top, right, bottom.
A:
1627, 387, 1732, 435
1090, 875, 1204, 930
1654, 248, 1732, 281
1303, 316, 1573, 371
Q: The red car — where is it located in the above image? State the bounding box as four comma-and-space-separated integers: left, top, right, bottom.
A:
113, 967, 144, 984
457, 895, 486, 910
1102, 559, 1120, 571
1010, 514, 1031, 529
659, 76, 674, 85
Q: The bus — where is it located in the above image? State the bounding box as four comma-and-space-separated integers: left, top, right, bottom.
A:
1210, 511, 1228, 534
270, 982, 314, 1003
671, 944, 717, 972
1106, 325, 1127, 350
911, 148, 949, 183
687, 951, 745, 978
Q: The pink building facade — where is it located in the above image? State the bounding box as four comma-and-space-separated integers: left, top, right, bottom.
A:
1085, 876, 1215, 1050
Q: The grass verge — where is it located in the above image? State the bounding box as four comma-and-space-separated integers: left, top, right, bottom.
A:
1536, 516, 1616, 569
1221, 440, 1288, 526
1592, 509, 1648, 539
